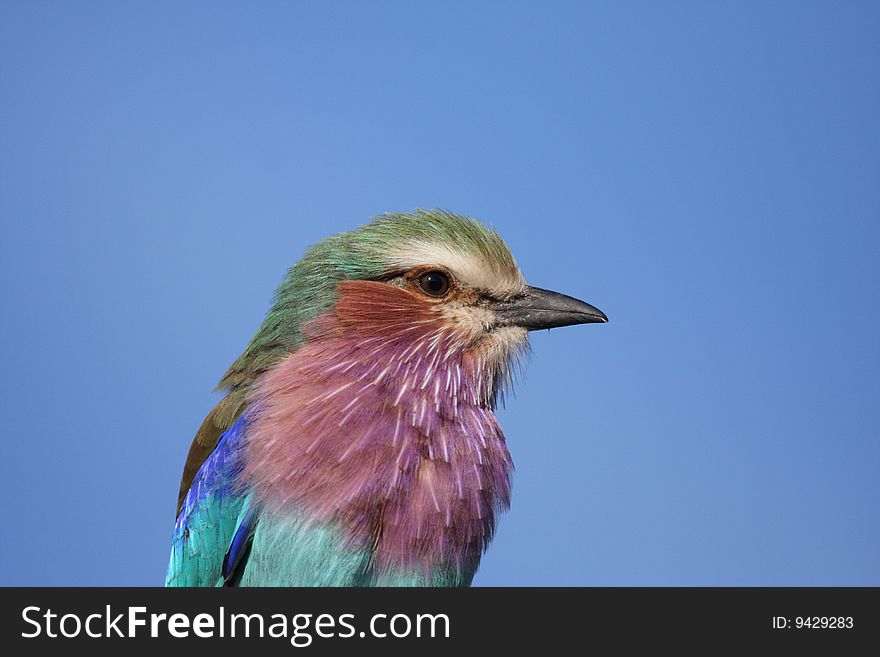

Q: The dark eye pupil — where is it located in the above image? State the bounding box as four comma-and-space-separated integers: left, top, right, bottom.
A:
419, 271, 449, 296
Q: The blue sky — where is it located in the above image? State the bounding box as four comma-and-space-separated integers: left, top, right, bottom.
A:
1, 1, 878, 585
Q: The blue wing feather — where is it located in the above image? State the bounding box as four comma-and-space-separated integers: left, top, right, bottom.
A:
222, 506, 257, 586
165, 413, 252, 586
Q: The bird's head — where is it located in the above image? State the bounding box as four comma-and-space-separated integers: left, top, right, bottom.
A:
224, 209, 606, 408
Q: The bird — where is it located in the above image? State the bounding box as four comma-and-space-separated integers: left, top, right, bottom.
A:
166, 209, 607, 586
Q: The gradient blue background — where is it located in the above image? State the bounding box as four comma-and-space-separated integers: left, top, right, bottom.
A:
2, 1, 878, 585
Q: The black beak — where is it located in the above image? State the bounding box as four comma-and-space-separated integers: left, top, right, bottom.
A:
490, 286, 608, 331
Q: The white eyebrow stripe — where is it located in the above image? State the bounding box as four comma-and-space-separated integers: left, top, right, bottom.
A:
389, 240, 526, 296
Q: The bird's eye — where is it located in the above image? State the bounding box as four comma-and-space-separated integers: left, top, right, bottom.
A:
416, 271, 451, 297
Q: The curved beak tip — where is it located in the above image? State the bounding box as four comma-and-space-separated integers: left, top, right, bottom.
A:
491, 286, 609, 332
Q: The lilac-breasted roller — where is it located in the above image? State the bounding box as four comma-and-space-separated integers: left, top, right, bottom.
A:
166, 210, 607, 586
